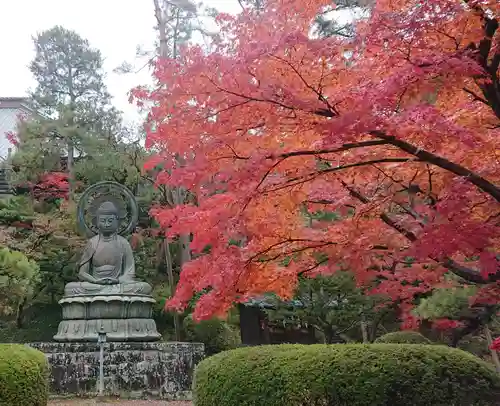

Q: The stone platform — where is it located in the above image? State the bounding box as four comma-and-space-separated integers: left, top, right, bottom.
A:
27, 341, 204, 399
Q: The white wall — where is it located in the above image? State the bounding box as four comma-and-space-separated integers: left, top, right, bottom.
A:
0, 108, 21, 160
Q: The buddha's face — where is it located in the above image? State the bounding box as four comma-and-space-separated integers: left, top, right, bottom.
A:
97, 214, 118, 236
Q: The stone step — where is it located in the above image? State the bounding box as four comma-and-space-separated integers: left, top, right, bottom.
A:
0, 170, 11, 193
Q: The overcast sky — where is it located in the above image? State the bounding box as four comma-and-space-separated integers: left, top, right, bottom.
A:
0, 0, 241, 125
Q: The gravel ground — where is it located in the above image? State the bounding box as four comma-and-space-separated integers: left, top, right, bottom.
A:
48, 400, 192, 406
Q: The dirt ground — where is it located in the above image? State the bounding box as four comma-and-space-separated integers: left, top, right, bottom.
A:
48, 400, 192, 406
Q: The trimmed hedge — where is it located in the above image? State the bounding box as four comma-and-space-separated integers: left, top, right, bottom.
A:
374, 331, 431, 344
0, 344, 49, 406
194, 344, 500, 406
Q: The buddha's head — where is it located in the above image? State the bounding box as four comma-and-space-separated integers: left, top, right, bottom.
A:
96, 201, 119, 236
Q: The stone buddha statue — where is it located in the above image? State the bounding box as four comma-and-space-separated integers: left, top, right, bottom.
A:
55, 182, 161, 342
64, 201, 152, 296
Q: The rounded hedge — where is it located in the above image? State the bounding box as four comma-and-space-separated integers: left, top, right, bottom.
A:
194, 344, 500, 406
0, 344, 49, 406
374, 331, 431, 344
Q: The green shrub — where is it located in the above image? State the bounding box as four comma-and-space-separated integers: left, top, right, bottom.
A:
374, 331, 431, 344
0, 344, 49, 406
194, 344, 500, 406
183, 315, 241, 356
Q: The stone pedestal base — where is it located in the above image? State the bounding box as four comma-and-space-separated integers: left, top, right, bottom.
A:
27, 342, 204, 399
54, 318, 160, 342
54, 295, 161, 342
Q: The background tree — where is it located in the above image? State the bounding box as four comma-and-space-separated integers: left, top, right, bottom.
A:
265, 271, 391, 343
0, 194, 82, 334
0, 247, 39, 319
154, 0, 199, 59
414, 283, 500, 371
313, 0, 372, 38
12, 26, 122, 199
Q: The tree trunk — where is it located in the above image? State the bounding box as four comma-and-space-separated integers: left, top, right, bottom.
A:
164, 238, 182, 341
67, 137, 74, 200
171, 187, 191, 267
153, 0, 169, 58
360, 314, 369, 343
178, 233, 191, 264
485, 325, 500, 374
67, 69, 76, 201
16, 297, 27, 328
324, 326, 335, 344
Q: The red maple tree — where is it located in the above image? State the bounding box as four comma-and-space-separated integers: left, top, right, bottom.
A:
133, 0, 500, 321
30, 172, 70, 201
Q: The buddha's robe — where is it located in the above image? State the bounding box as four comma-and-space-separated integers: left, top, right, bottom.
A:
64, 234, 152, 296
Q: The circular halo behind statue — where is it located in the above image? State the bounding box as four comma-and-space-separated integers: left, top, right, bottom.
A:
77, 181, 139, 237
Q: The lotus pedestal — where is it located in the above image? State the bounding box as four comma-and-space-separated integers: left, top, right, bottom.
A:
53, 294, 161, 342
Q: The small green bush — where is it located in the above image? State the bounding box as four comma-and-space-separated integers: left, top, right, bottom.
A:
374, 331, 431, 344
194, 344, 500, 406
183, 315, 241, 355
0, 344, 49, 406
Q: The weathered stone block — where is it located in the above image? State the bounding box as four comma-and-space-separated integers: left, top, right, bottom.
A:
27, 341, 204, 399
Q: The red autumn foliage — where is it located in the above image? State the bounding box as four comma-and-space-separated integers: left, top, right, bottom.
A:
4, 111, 29, 148
432, 318, 465, 330
133, 0, 500, 320
5, 131, 19, 148
490, 337, 500, 351
28, 172, 70, 201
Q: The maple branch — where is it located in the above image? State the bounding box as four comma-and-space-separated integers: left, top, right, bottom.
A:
262, 158, 419, 194
248, 241, 336, 265
463, 87, 490, 106
433, 28, 461, 50
478, 16, 498, 68
205, 100, 253, 120
245, 238, 330, 263
340, 180, 418, 241
374, 161, 439, 214
297, 258, 329, 277
276, 140, 388, 159
463, 1, 500, 119
340, 181, 498, 284
237, 0, 247, 11
204, 75, 336, 118
204, 75, 300, 115
223, 143, 248, 160
269, 54, 339, 116
237, 140, 390, 212
370, 131, 500, 202
220, 140, 390, 163
492, 52, 500, 77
